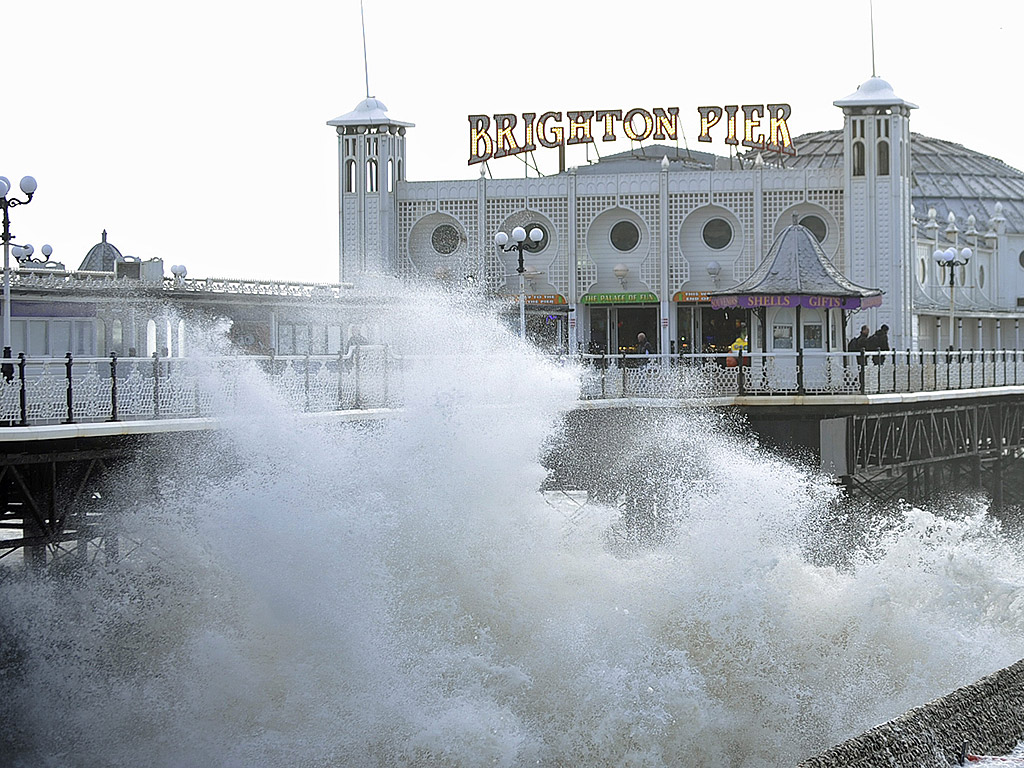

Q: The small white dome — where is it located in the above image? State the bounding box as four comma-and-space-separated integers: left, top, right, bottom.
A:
834, 76, 918, 109
355, 97, 388, 113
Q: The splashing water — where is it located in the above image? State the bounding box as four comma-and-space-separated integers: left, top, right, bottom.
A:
2, 284, 1023, 767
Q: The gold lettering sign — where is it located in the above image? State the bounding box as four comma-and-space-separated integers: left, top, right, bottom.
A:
469, 105, 794, 165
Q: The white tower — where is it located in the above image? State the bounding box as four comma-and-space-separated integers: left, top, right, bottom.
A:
834, 77, 917, 348
327, 98, 413, 280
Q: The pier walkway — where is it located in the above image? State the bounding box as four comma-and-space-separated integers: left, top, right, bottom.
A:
4, 347, 1024, 564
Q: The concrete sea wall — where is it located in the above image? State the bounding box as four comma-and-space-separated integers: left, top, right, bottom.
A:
798, 658, 1024, 768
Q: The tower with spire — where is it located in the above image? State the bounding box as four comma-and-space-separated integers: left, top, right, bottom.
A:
834, 76, 917, 348
327, 98, 413, 281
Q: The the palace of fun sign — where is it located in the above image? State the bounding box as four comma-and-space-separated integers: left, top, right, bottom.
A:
467, 105, 794, 165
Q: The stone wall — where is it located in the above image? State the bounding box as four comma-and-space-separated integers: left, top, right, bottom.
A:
798, 658, 1024, 768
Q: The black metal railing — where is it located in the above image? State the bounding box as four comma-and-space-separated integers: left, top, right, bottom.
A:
2, 347, 1024, 427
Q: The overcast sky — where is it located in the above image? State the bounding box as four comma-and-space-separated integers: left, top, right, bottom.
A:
4, 0, 1022, 283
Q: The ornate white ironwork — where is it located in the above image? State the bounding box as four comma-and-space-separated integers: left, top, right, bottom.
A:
1, 349, 1023, 427
10, 268, 354, 298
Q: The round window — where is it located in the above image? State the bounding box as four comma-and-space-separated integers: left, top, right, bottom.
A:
799, 215, 828, 243
918, 258, 927, 285
525, 223, 549, 253
702, 218, 733, 250
431, 224, 461, 255
1018, 250, 1024, 270
979, 264, 985, 290
610, 220, 640, 252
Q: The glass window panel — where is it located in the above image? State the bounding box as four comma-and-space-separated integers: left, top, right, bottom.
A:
278, 324, 294, 355
95, 320, 106, 357
51, 321, 72, 356
803, 324, 823, 349
295, 325, 310, 354
773, 324, 793, 350
610, 220, 640, 252
311, 325, 326, 355
327, 325, 342, 354
74, 321, 92, 355
431, 224, 461, 255
702, 218, 733, 250
11, 319, 26, 357
29, 321, 48, 356
799, 215, 827, 243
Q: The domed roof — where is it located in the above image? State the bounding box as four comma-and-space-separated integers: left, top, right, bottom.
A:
327, 96, 414, 129
79, 230, 124, 272
834, 76, 917, 109
776, 130, 1024, 234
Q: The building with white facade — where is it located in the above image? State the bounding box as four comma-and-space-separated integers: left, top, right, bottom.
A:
330, 76, 1024, 355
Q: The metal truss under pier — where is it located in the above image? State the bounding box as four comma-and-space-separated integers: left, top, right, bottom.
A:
741, 392, 1024, 514
0, 423, 218, 568
544, 390, 1024, 528
0, 436, 133, 568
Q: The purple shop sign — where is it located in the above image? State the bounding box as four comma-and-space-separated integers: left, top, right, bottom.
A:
710, 294, 882, 310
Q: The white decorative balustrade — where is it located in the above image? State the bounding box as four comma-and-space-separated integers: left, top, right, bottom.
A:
579, 350, 1024, 400
11, 268, 354, 297
2, 348, 1024, 427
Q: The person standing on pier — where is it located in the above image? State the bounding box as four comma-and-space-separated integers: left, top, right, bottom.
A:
636, 332, 652, 355
848, 325, 870, 352
867, 325, 889, 352
867, 324, 890, 364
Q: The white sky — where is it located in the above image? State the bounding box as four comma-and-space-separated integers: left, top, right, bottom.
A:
4, 0, 1023, 283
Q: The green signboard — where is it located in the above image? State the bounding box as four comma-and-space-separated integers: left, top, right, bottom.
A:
581, 292, 658, 305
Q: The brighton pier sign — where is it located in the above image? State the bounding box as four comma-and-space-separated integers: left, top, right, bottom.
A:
468, 104, 794, 165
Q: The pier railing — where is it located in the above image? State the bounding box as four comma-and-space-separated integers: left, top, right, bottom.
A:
3, 348, 1024, 426
579, 349, 1024, 399
0, 348, 390, 426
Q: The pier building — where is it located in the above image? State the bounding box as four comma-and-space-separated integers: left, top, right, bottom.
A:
5, 230, 384, 360
329, 76, 1024, 357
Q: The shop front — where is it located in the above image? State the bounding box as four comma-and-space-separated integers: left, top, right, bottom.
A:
674, 291, 749, 354
708, 220, 883, 358
582, 292, 659, 355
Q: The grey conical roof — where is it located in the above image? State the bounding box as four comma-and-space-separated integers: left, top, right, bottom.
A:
716, 222, 882, 299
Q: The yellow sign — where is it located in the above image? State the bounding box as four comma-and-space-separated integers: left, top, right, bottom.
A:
697, 104, 795, 154
581, 292, 658, 305
468, 104, 794, 165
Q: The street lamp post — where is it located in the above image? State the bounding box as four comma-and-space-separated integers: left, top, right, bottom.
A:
494, 226, 543, 340
0, 175, 38, 366
933, 245, 971, 350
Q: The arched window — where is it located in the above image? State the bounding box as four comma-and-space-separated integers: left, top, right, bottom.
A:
178, 320, 186, 357
345, 159, 356, 192
146, 319, 157, 356
366, 159, 378, 192
877, 140, 890, 176
95, 319, 106, 357
387, 158, 394, 193
852, 141, 865, 177
112, 319, 123, 354
397, 159, 403, 181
